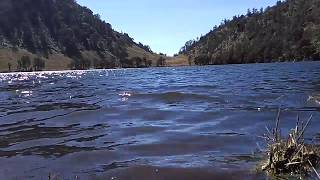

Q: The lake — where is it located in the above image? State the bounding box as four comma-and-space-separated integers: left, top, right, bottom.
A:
0, 62, 320, 179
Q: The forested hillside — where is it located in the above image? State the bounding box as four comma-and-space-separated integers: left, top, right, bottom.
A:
0, 0, 158, 71
179, 0, 320, 65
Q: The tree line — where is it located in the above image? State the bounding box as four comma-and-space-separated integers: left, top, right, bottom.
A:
69, 56, 165, 69
7, 55, 46, 72
7, 54, 165, 72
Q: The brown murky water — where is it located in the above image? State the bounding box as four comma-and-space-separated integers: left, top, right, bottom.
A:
0, 62, 319, 179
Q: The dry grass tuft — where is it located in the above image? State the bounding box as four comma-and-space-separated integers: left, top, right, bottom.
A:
261, 110, 320, 178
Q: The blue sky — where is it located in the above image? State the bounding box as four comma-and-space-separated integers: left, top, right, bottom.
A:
77, 0, 280, 55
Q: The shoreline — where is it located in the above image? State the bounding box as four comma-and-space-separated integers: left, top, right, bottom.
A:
0, 60, 318, 74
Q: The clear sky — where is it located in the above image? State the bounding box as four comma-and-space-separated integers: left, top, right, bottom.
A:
77, 0, 280, 56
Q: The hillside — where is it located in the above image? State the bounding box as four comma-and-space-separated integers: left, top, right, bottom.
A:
179, 0, 320, 65
0, 0, 159, 72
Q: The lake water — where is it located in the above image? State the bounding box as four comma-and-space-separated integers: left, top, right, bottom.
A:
0, 62, 320, 179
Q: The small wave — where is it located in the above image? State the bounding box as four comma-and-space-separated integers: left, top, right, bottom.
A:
0, 124, 81, 148
211, 154, 261, 165
5, 102, 101, 116
83, 159, 139, 173
1, 145, 97, 158
134, 91, 223, 103
215, 132, 246, 137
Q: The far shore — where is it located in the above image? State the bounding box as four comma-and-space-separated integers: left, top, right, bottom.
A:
0, 60, 318, 74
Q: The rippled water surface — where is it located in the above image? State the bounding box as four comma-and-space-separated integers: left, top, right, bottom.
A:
0, 62, 320, 179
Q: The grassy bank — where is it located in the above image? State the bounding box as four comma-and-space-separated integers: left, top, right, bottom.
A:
0, 45, 162, 72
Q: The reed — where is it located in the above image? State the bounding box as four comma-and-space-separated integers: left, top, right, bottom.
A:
261, 110, 320, 178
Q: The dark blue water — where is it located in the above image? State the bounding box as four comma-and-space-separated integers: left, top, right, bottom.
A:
0, 62, 319, 179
